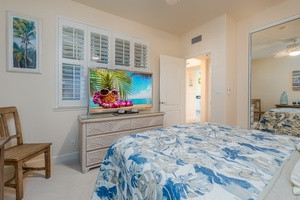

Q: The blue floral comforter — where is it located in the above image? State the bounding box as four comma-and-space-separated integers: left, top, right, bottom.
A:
91, 122, 300, 200
255, 108, 300, 137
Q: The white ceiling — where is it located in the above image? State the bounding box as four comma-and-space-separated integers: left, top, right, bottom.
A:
252, 18, 300, 60
72, 0, 287, 36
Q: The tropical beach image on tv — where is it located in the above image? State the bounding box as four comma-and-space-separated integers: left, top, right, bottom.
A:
89, 68, 153, 113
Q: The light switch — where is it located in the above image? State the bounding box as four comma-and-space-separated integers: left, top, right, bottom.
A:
227, 88, 231, 95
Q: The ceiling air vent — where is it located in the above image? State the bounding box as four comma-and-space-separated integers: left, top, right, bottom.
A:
191, 35, 202, 44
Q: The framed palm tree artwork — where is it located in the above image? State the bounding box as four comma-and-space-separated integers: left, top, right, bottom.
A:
7, 11, 42, 73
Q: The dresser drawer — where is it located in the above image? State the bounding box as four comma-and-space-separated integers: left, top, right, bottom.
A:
87, 131, 130, 151
131, 115, 163, 129
86, 148, 108, 166
131, 125, 162, 135
79, 112, 164, 173
87, 119, 131, 136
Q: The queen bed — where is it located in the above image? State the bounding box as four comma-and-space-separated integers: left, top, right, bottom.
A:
91, 108, 300, 200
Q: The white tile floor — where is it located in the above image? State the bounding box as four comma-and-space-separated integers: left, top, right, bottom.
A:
4, 160, 99, 200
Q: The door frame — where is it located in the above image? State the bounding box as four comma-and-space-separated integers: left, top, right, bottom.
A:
185, 51, 212, 123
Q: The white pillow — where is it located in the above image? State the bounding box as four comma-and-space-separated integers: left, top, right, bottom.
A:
291, 159, 300, 195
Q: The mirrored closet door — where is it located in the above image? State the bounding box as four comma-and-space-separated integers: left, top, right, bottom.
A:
249, 17, 300, 128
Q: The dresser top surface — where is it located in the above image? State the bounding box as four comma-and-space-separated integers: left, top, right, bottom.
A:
78, 111, 164, 122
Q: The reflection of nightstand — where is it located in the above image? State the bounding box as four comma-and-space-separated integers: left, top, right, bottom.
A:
275, 104, 300, 108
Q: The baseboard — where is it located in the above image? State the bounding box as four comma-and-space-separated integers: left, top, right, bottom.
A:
52, 152, 79, 164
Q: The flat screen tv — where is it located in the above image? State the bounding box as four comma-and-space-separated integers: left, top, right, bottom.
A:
88, 68, 153, 114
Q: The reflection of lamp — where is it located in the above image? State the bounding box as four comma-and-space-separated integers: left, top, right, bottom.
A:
165, 0, 180, 6
288, 41, 300, 56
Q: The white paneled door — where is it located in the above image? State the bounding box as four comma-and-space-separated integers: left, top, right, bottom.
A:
159, 55, 186, 127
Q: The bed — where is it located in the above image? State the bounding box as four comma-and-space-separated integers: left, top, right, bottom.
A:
255, 108, 300, 137
91, 109, 300, 200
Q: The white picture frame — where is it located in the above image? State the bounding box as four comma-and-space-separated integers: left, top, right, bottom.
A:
7, 11, 42, 74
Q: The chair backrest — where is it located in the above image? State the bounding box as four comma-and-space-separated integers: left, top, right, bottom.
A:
0, 106, 23, 146
251, 99, 261, 112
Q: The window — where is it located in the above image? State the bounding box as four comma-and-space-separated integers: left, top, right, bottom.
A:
114, 33, 132, 70
58, 19, 87, 107
57, 17, 149, 108
134, 39, 149, 70
89, 26, 111, 68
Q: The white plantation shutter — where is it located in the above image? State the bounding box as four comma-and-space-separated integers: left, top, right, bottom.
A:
61, 64, 85, 101
58, 19, 87, 107
57, 18, 150, 108
62, 27, 85, 60
134, 41, 148, 69
89, 27, 111, 68
114, 35, 131, 68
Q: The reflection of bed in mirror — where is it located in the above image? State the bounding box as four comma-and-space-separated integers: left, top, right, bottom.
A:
250, 16, 300, 128
91, 110, 300, 200
255, 108, 300, 137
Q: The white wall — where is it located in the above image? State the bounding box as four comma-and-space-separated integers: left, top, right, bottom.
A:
180, 16, 226, 124
180, 15, 237, 125
200, 59, 211, 122
237, 0, 300, 127
252, 56, 300, 111
0, 0, 181, 162
225, 15, 237, 125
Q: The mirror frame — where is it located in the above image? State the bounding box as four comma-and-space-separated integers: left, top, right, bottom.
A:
248, 14, 300, 128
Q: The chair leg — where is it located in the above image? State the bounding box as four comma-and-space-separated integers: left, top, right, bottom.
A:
14, 161, 23, 200
44, 146, 51, 179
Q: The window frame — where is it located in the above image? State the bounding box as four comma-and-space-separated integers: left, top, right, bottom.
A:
113, 33, 133, 71
88, 26, 112, 69
133, 38, 149, 72
56, 17, 150, 109
57, 18, 88, 108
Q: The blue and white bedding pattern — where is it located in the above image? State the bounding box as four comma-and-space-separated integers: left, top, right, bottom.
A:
255, 108, 300, 137
91, 122, 300, 200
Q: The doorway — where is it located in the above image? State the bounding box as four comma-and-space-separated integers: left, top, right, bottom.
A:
185, 53, 211, 123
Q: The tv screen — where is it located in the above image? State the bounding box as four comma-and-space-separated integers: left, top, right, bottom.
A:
88, 68, 153, 114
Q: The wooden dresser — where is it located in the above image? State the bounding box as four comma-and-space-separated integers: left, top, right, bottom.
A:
78, 111, 164, 173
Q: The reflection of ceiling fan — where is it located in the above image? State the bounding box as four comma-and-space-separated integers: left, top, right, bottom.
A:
274, 38, 300, 58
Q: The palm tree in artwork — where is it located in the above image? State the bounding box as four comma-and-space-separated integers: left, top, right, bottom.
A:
13, 42, 32, 68
13, 17, 36, 68
90, 69, 134, 100
13, 42, 24, 68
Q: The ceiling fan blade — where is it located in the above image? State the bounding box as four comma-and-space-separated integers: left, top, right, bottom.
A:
274, 50, 288, 58
272, 39, 300, 58
287, 44, 300, 52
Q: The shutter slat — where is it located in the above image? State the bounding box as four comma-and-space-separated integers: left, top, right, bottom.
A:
61, 63, 85, 101
90, 31, 109, 64
115, 37, 131, 67
134, 42, 148, 68
62, 26, 85, 61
